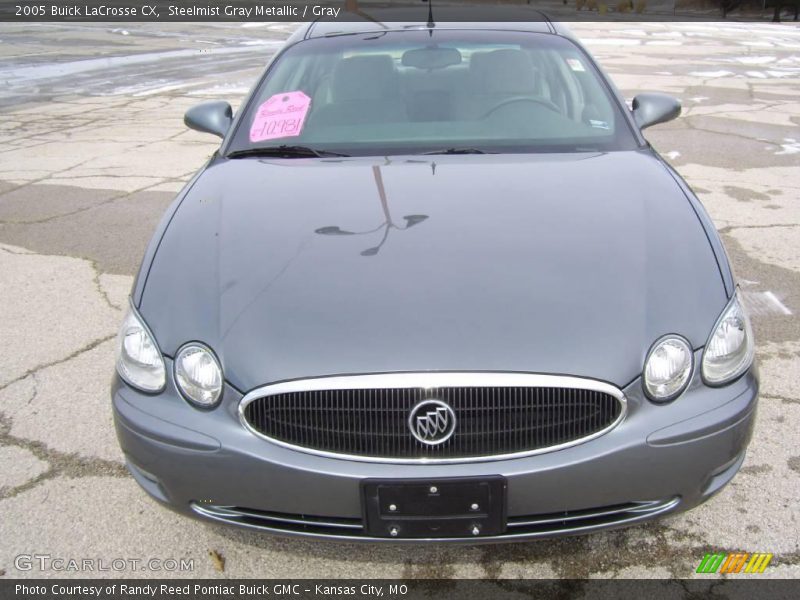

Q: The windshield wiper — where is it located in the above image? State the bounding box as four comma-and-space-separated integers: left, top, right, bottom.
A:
419, 147, 493, 155
227, 145, 350, 159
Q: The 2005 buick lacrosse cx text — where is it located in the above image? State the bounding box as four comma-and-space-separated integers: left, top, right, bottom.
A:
111, 14, 758, 542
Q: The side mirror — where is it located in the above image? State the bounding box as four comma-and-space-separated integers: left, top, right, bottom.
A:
631, 93, 681, 130
184, 101, 233, 138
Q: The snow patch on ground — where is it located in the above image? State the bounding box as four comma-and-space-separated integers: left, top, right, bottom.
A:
734, 56, 777, 65
775, 139, 800, 155
689, 70, 735, 78
581, 38, 641, 46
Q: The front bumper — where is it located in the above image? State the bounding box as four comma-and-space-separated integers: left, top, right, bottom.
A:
112, 362, 758, 542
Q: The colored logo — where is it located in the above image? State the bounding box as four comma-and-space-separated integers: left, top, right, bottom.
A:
408, 400, 456, 445
696, 552, 773, 574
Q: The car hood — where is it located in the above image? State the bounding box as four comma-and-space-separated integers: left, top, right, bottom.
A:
140, 151, 726, 392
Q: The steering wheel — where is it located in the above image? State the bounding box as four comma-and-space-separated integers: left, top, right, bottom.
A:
482, 96, 561, 119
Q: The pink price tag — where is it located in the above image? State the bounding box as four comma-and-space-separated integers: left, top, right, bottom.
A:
249, 91, 311, 143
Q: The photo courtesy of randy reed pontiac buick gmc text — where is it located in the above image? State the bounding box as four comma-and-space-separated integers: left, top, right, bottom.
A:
112, 15, 758, 543
14, 584, 406, 596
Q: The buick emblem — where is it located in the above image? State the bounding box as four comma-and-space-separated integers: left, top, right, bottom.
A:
408, 400, 456, 446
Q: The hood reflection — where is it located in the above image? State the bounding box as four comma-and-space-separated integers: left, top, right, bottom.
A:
315, 163, 429, 256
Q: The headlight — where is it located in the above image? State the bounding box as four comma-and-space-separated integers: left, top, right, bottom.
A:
702, 289, 754, 385
116, 302, 166, 392
643, 335, 693, 402
174, 343, 223, 407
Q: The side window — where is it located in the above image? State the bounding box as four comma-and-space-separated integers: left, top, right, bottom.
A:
250, 53, 339, 122
565, 55, 615, 131
254, 55, 300, 102
299, 53, 339, 108
549, 52, 584, 121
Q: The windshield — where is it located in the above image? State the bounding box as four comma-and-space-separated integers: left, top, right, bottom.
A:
228, 30, 638, 156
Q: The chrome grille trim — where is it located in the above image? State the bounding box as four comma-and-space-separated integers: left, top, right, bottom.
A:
238, 372, 627, 464
506, 499, 672, 527
192, 504, 363, 530
190, 497, 679, 541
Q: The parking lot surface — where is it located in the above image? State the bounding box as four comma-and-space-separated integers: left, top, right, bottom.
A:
0, 20, 799, 579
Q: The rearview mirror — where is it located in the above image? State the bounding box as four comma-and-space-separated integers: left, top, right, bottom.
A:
631, 93, 681, 130
184, 101, 233, 138
402, 47, 462, 70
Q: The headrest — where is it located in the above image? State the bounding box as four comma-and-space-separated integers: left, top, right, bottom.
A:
332, 54, 398, 101
471, 49, 539, 95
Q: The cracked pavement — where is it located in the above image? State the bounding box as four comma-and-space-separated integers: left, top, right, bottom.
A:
0, 20, 799, 581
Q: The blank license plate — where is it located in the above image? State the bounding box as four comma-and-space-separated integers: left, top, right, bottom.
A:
362, 476, 506, 538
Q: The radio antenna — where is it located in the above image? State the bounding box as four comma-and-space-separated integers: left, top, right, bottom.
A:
425, 0, 435, 30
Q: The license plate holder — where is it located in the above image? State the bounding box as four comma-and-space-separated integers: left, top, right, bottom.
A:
362, 476, 506, 538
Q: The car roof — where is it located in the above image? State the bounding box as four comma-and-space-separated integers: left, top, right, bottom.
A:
287, 7, 575, 43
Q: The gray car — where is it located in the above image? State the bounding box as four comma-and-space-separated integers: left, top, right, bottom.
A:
112, 17, 758, 542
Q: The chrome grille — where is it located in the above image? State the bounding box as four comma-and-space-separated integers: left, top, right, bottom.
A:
239, 373, 625, 463
191, 497, 678, 539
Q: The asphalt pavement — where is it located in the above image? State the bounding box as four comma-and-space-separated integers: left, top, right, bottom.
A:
0, 19, 799, 580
